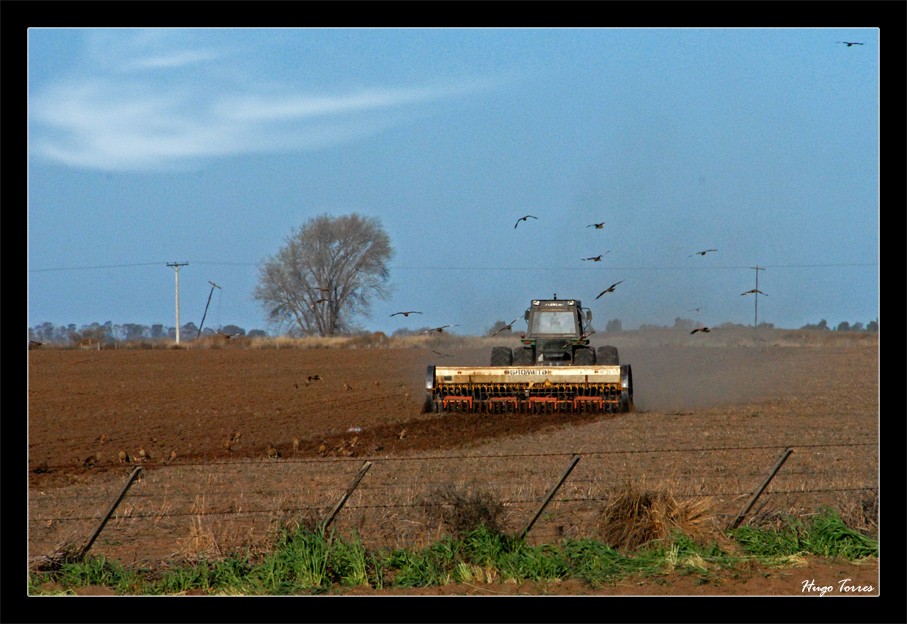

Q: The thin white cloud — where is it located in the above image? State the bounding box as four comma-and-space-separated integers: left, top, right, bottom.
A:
120, 50, 221, 72
30, 74, 485, 172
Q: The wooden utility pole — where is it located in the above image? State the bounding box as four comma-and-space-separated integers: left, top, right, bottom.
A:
197, 280, 222, 339
167, 262, 189, 344
750, 265, 765, 335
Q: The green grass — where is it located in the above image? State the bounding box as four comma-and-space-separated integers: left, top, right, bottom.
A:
29, 508, 877, 595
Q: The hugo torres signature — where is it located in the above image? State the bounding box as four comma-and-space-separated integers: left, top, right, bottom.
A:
801, 578, 875, 596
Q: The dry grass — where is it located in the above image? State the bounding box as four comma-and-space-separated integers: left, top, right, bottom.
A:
596, 482, 721, 551
32, 327, 877, 352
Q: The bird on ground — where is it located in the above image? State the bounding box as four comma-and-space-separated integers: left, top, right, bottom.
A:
166, 449, 177, 463
137, 447, 148, 461
83, 452, 101, 467
690, 327, 711, 334
492, 319, 520, 336
690, 249, 718, 257
118, 450, 128, 463
423, 325, 457, 334
224, 439, 234, 452
587, 222, 606, 229
344, 383, 354, 391
838, 41, 863, 46
292, 437, 300, 454
582, 252, 610, 262
595, 281, 625, 299
307, 374, 322, 383
266, 443, 281, 459
514, 215, 538, 228
741, 289, 767, 296
391, 311, 422, 317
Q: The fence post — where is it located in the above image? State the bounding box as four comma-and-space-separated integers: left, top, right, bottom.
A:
77, 465, 144, 560
322, 460, 373, 531
730, 447, 794, 529
518, 454, 581, 540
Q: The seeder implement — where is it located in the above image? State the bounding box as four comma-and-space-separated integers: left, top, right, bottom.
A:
424, 364, 633, 414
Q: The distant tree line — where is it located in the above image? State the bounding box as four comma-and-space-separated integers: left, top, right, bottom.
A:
27, 321, 268, 346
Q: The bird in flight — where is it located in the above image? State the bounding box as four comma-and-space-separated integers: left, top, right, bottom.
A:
837, 41, 864, 47
423, 324, 458, 334
690, 249, 718, 257
595, 281, 624, 299
741, 289, 766, 296
689, 307, 704, 313
582, 251, 611, 262
431, 349, 453, 358
690, 327, 711, 334
514, 215, 538, 229
391, 311, 422, 317
587, 222, 606, 229
492, 318, 519, 336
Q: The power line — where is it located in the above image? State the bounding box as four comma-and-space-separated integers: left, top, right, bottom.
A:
28, 262, 173, 272
28, 261, 878, 273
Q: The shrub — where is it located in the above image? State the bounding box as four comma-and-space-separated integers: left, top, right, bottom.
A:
420, 482, 506, 538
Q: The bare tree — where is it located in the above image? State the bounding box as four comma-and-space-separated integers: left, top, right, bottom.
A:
254, 213, 394, 336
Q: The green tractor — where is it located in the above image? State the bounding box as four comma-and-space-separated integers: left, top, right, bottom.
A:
491, 296, 620, 367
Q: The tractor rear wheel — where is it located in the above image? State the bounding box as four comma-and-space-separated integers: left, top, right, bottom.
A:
491, 346, 513, 366
597, 345, 619, 365
512, 347, 534, 365
574, 347, 595, 365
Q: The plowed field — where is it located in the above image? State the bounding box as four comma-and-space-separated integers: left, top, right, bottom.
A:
26, 331, 881, 603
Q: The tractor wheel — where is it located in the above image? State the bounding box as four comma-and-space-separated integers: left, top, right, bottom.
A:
512, 347, 534, 365
491, 346, 513, 366
597, 345, 620, 365
573, 347, 595, 365
619, 364, 634, 412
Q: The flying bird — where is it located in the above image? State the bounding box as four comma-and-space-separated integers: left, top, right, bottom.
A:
741, 289, 766, 296
689, 307, 704, 313
431, 349, 453, 358
423, 324, 458, 334
595, 281, 624, 299
587, 222, 606, 229
514, 215, 538, 228
690, 327, 711, 334
690, 249, 718, 257
391, 311, 422, 317
492, 318, 519, 336
837, 41, 864, 46
582, 251, 611, 261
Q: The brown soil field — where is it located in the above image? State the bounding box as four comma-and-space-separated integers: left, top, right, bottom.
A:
25, 330, 883, 606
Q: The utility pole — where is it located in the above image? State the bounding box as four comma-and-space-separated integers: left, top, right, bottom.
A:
167, 262, 189, 344
750, 265, 765, 336
198, 280, 222, 339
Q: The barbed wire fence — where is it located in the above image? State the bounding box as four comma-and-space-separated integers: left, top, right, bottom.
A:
28, 441, 878, 570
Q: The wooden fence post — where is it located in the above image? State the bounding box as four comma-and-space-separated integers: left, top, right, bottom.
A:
518, 455, 581, 540
730, 447, 794, 529
77, 465, 143, 560
322, 460, 373, 531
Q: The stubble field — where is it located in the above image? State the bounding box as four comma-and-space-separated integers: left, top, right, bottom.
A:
26, 329, 880, 597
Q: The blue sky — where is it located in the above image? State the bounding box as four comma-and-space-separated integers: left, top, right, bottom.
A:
27, 27, 880, 336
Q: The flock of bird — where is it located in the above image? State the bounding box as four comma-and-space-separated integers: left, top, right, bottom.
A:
384, 211, 774, 337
